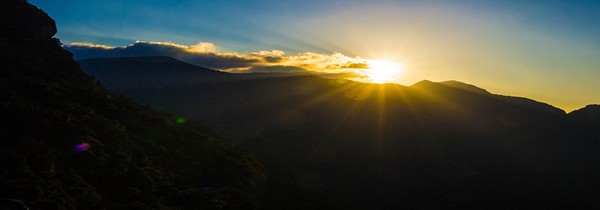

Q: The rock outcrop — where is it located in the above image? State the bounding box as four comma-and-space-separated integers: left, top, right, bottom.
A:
0, 0, 57, 41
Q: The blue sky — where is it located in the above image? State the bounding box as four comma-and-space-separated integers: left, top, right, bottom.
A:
29, 0, 600, 52
29, 0, 600, 111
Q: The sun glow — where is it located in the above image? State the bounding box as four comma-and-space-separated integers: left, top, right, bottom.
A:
360, 60, 403, 84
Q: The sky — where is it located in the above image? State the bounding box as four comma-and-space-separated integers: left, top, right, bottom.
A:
30, 0, 600, 111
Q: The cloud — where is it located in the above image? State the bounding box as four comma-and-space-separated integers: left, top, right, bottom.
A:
242, 65, 308, 73
187, 42, 217, 53
178, 53, 260, 69
64, 41, 371, 74
65, 41, 257, 69
69, 42, 116, 50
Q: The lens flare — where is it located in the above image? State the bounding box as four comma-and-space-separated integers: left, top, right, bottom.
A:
74, 143, 91, 152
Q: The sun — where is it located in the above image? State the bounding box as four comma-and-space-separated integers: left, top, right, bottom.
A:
361, 60, 403, 84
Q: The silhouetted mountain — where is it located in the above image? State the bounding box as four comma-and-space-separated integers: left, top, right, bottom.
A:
569, 104, 600, 125
78, 56, 311, 91
82, 56, 219, 75
0, 1, 264, 209
79, 56, 231, 89
566, 105, 600, 149
80, 56, 600, 209
437, 80, 490, 94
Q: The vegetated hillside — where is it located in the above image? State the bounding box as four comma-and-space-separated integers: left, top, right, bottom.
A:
80, 55, 600, 209
0, 1, 264, 209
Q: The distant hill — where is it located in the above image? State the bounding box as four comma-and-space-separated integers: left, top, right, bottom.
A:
0, 1, 264, 209
80, 56, 600, 209
78, 56, 313, 91
569, 104, 600, 124
437, 80, 490, 94
81, 56, 219, 75
78, 56, 230, 89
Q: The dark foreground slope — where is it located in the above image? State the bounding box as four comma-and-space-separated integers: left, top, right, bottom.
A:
79, 56, 600, 209
0, 1, 264, 209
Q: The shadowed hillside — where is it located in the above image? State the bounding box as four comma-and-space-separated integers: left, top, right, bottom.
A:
78, 56, 317, 89
0, 1, 264, 209
79, 56, 600, 209
80, 56, 232, 89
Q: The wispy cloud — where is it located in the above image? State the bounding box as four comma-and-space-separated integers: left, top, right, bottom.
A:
64, 41, 370, 74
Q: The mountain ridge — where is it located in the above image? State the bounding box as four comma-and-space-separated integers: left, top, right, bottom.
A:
76, 55, 581, 113
76, 55, 597, 115
437, 80, 491, 94
77, 55, 600, 209
79, 56, 220, 72
76, 56, 579, 145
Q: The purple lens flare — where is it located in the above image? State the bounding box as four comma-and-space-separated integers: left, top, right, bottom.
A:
74, 143, 91, 152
